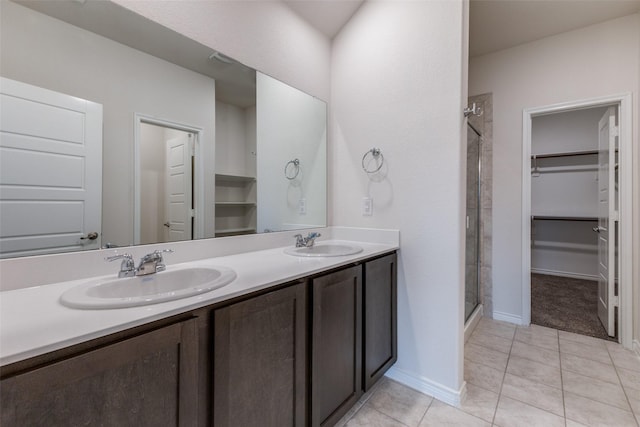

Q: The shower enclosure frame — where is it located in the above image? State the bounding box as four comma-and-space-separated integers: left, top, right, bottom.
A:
465, 122, 482, 322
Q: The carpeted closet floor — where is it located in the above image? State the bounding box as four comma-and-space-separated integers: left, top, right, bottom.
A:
531, 273, 616, 341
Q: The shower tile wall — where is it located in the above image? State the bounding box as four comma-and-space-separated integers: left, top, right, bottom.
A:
468, 93, 493, 317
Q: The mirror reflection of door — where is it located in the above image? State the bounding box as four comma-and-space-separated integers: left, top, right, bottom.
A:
0, 78, 103, 257
139, 122, 193, 245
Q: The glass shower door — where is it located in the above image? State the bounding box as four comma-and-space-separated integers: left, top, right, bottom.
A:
465, 124, 481, 321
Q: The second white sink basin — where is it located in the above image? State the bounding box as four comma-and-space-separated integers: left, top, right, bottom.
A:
284, 243, 363, 257
60, 266, 237, 309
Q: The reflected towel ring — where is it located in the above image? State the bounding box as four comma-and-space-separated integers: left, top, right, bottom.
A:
285, 158, 300, 180
362, 148, 384, 174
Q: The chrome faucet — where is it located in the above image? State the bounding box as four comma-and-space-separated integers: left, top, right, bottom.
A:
105, 253, 136, 278
136, 249, 173, 276
294, 232, 321, 248
106, 249, 173, 277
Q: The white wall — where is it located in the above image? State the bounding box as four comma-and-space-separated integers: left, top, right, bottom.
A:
331, 0, 467, 400
0, 1, 217, 247
215, 101, 255, 177
469, 14, 639, 323
256, 72, 327, 233
140, 123, 167, 244
113, 0, 331, 102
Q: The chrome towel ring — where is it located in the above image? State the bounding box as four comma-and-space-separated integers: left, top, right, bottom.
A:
285, 158, 300, 180
362, 148, 384, 174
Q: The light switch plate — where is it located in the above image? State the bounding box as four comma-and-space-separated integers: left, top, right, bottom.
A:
362, 197, 373, 216
298, 198, 306, 215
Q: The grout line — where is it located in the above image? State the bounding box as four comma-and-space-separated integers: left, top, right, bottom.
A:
609, 345, 640, 426
490, 326, 515, 426
416, 397, 434, 426
557, 327, 567, 426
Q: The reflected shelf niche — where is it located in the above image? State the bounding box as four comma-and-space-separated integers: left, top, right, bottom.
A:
215, 174, 257, 237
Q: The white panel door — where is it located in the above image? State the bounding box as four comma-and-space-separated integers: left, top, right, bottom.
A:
596, 107, 617, 336
164, 133, 192, 242
0, 78, 102, 257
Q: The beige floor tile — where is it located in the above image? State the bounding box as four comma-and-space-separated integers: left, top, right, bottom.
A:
367, 379, 432, 427
558, 330, 608, 348
475, 318, 516, 340
493, 396, 564, 427
468, 330, 513, 354
561, 353, 619, 384
465, 342, 509, 372
609, 347, 640, 373
618, 367, 640, 392
506, 355, 562, 389
623, 387, 640, 417
514, 327, 559, 351
419, 400, 490, 427
565, 419, 589, 427
458, 383, 499, 422
627, 390, 640, 421
518, 324, 559, 338
560, 338, 613, 365
464, 360, 504, 393
564, 391, 637, 427
510, 340, 560, 368
562, 369, 630, 410
345, 404, 407, 427
500, 373, 564, 416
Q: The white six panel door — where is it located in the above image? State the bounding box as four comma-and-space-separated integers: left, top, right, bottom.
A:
164, 133, 192, 242
0, 78, 102, 257
596, 107, 617, 337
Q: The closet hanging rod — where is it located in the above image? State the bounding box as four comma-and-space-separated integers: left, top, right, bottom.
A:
531, 215, 598, 222
530, 149, 598, 160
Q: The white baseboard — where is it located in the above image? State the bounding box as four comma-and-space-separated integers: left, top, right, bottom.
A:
531, 268, 598, 282
492, 311, 524, 325
385, 366, 465, 407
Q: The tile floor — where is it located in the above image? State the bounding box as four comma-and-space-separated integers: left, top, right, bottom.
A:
336, 317, 640, 426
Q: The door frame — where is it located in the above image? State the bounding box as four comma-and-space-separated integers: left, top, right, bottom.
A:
521, 93, 633, 348
133, 114, 204, 245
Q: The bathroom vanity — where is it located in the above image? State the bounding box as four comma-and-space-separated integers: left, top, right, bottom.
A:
0, 244, 397, 427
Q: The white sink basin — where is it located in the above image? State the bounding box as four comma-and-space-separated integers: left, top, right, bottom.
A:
284, 243, 363, 257
60, 266, 236, 309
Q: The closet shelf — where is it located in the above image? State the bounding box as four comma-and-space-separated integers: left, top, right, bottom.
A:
215, 202, 256, 207
531, 215, 598, 222
215, 227, 256, 235
530, 149, 598, 159
215, 173, 256, 183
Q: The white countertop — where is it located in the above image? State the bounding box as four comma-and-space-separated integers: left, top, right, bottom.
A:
0, 239, 397, 366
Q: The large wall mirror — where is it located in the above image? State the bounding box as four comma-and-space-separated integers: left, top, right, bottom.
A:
0, 0, 327, 258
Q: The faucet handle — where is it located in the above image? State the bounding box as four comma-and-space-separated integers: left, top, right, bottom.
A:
105, 253, 135, 278
136, 249, 173, 276
105, 253, 133, 264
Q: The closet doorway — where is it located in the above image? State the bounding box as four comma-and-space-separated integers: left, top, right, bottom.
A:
522, 94, 633, 347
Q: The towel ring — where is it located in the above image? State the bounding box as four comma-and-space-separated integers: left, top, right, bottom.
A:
362, 148, 384, 174
285, 158, 300, 180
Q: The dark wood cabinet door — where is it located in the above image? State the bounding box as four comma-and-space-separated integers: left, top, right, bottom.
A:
212, 282, 307, 427
363, 253, 397, 391
311, 265, 362, 427
0, 318, 198, 427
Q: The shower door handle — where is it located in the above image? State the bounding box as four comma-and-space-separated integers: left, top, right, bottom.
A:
592, 226, 604, 233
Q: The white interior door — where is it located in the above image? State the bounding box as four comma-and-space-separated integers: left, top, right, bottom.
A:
0, 77, 102, 257
596, 107, 617, 336
164, 133, 192, 242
